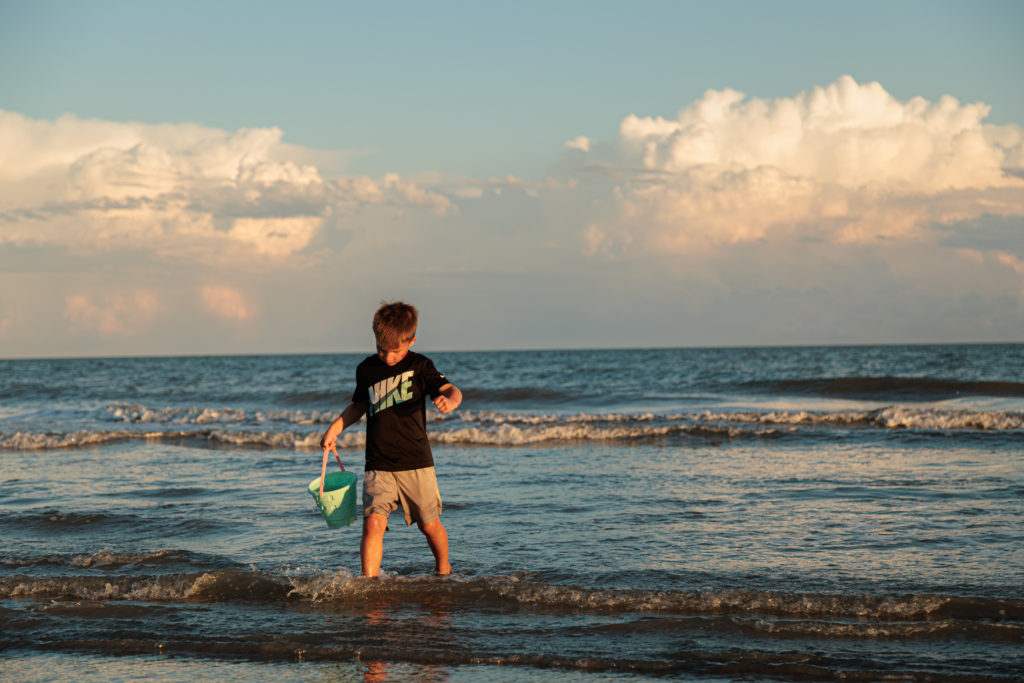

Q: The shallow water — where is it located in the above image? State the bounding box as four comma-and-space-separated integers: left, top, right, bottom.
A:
2, 345, 1022, 680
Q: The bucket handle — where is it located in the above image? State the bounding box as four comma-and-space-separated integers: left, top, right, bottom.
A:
318, 446, 346, 499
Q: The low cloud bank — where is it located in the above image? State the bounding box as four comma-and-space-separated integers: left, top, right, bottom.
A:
0, 111, 450, 259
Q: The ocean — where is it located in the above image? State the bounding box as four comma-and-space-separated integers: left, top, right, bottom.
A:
1, 344, 1022, 681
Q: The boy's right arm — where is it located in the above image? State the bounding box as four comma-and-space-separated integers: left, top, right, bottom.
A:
320, 402, 367, 451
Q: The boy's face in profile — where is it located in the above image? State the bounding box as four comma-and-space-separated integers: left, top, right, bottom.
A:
376, 337, 415, 366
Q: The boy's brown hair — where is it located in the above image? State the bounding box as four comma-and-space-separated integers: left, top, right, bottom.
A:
372, 301, 418, 349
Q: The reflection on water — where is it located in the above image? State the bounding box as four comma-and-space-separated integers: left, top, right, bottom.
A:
362, 660, 452, 683
358, 594, 456, 683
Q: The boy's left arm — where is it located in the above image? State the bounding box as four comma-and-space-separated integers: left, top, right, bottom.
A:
432, 383, 462, 414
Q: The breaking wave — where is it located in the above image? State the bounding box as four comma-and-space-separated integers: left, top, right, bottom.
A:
0, 428, 337, 451
699, 406, 1024, 431
3, 569, 1022, 680
101, 402, 339, 426
2, 404, 1021, 450
3, 569, 1022, 624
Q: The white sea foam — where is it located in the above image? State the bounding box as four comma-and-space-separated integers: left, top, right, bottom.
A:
0, 428, 362, 451
101, 402, 340, 426
430, 422, 750, 445
871, 406, 1024, 430
93, 401, 1024, 433
0, 430, 167, 450
702, 407, 1024, 431
3, 405, 1020, 451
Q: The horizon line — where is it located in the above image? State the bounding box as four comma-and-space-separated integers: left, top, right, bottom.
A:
3, 339, 1022, 362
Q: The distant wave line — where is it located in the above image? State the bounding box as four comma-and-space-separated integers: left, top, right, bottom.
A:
740, 376, 1024, 400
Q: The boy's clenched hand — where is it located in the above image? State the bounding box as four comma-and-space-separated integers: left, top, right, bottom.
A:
433, 394, 455, 413
433, 384, 462, 414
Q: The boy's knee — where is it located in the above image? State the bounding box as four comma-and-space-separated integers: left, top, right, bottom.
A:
363, 513, 388, 535
417, 517, 443, 535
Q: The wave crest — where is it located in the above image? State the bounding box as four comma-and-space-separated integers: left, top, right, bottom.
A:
742, 376, 1024, 400
4, 569, 1022, 623
1, 549, 218, 570
102, 402, 339, 426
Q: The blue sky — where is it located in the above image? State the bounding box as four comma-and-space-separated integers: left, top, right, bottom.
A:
1, 1, 1023, 357
5, 1, 1022, 177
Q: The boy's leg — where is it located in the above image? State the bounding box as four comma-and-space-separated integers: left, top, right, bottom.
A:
417, 517, 450, 576
361, 471, 400, 578
361, 512, 388, 577
393, 467, 449, 575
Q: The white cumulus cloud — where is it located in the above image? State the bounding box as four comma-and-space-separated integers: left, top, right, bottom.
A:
0, 111, 452, 259
569, 76, 1024, 253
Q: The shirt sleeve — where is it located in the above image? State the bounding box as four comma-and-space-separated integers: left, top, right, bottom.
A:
419, 357, 449, 398
352, 363, 370, 404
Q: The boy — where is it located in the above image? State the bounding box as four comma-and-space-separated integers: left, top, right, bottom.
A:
320, 301, 462, 577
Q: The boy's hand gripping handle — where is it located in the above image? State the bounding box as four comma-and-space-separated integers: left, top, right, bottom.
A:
318, 446, 345, 499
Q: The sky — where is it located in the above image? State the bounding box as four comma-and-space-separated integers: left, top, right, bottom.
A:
1, 0, 1023, 358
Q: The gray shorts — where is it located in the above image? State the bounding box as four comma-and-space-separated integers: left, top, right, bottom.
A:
363, 467, 442, 526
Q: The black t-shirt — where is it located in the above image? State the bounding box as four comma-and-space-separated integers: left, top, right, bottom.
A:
352, 351, 449, 471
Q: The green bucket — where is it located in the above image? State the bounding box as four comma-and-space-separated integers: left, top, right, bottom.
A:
309, 470, 357, 528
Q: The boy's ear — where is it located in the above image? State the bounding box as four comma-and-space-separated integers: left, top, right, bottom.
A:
410, 336, 417, 346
